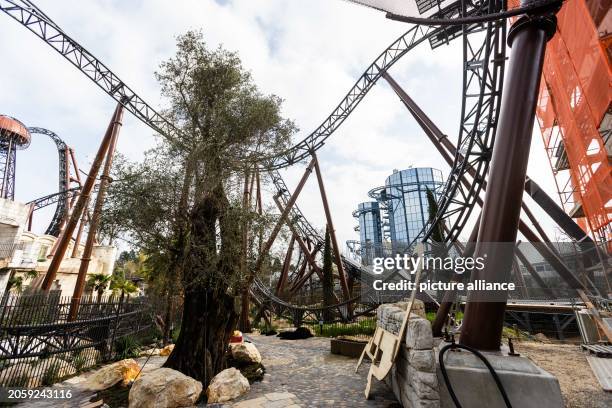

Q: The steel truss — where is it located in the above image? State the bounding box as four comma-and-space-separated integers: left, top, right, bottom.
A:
1, 0, 507, 316
28, 127, 71, 236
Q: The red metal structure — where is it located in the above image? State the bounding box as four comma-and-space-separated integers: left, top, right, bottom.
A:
0, 115, 31, 199
535, 0, 612, 244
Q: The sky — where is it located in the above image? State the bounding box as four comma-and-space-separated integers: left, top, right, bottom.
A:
0, 0, 567, 254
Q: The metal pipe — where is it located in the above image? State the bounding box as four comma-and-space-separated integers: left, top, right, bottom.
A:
41, 103, 123, 291
68, 105, 124, 320
460, 9, 557, 350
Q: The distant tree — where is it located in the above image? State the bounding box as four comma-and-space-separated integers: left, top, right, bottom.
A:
426, 187, 444, 243
87, 273, 112, 303
322, 226, 335, 322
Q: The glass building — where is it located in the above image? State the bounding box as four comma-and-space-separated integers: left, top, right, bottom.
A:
384, 168, 444, 244
353, 202, 383, 264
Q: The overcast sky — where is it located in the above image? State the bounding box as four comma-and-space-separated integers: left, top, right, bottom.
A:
0, 0, 566, 253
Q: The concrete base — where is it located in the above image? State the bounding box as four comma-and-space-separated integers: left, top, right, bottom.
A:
436, 342, 564, 408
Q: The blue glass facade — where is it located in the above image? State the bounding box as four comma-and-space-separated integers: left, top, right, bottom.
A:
385, 168, 444, 244
354, 202, 383, 264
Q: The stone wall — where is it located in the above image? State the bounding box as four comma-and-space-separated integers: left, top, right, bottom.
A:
378, 301, 440, 408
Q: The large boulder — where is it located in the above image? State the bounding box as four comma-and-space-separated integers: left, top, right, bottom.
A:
139, 347, 161, 357
230, 342, 262, 364
206, 367, 250, 403
85, 359, 141, 391
128, 367, 202, 408
159, 344, 175, 357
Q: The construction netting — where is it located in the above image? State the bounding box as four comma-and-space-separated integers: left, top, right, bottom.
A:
535, 0, 611, 242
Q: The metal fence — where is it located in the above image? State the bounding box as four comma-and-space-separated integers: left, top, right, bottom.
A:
0, 291, 153, 387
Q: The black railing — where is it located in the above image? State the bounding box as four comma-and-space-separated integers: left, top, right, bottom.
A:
0, 292, 153, 387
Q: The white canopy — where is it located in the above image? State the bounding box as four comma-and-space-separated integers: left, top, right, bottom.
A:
343, 0, 456, 17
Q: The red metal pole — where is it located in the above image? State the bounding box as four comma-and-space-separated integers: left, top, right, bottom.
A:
312, 153, 351, 302
276, 235, 296, 295
460, 8, 558, 350
41, 103, 124, 291
254, 159, 315, 274
68, 105, 124, 320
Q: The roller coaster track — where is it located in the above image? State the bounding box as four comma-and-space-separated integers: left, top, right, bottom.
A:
1, 0, 506, 318
27, 187, 79, 211
27, 127, 70, 236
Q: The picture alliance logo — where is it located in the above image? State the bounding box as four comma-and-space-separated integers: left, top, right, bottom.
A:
371, 253, 487, 275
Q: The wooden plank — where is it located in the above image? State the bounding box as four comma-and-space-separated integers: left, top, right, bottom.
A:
586, 356, 612, 391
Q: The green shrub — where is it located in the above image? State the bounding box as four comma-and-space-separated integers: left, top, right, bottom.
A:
41, 362, 61, 386
72, 354, 87, 372
114, 335, 141, 360
171, 326, 181, 343
314, 319, 376, 338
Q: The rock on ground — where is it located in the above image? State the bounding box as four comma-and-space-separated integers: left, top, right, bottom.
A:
159, 344, 175, 356
206, 367, 250, 403
230, 342, 262, 364
85, 358, 141, 391
128, 367, 202, 408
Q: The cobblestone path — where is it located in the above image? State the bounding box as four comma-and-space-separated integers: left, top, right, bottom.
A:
216, 334, 400, 408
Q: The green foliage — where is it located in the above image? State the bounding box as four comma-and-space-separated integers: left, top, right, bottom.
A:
426, 311, 464, 323
114, 335, 141, 360
87, 273, 112, 301
321, 225, 335, 322
72, 354, 87, 372
41, 361, 62, 386
171, 326, 181, 343
314, 319, 376, 338
3, 269, 38, 293
5, 373, 29, 387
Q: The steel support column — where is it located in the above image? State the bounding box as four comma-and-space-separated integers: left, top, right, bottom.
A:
68, 105, 124, 320
41, 103, 124, 291
254, 159, 315, 275
460, 8, 557, 350
312, 152, 351, 302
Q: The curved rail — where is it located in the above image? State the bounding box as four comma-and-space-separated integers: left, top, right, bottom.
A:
2, 0, 507, 316
28, 127, 70, 236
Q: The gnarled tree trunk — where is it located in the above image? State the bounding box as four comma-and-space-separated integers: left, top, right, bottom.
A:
164, 188, 240, 388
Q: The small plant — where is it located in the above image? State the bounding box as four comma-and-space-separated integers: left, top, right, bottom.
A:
6, 373, 29, 387
72, 354, 87, 372
114, 335, 141, 360
171, 326, 181, 343
41, 361, 61, 386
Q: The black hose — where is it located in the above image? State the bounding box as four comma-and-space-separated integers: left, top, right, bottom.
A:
438, 341, 513, 408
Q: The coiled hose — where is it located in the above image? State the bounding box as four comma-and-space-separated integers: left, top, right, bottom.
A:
438, 339, 513, 408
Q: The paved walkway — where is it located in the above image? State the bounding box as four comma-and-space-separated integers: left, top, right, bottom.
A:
18, 335, 399, 407
217, 334, 399, 408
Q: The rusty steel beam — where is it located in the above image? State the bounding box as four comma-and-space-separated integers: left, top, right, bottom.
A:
68, 105, 124, 320
41, 103, 124, 291
384, 71, 576, 295
460, 9, 557, 350
384, 71, 590, 258
254, 159, 316, 276
515, 242, 558, 298
273, 197, 322, 276
276, 235, 296, 295
312, 152, 351, 302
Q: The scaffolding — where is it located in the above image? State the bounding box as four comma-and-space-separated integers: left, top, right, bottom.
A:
535, 0, 612, 244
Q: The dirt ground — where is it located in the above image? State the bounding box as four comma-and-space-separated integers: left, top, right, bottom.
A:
516, 341, 612, 408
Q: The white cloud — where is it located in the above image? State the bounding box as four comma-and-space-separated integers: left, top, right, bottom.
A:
0, 0, 563, 250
